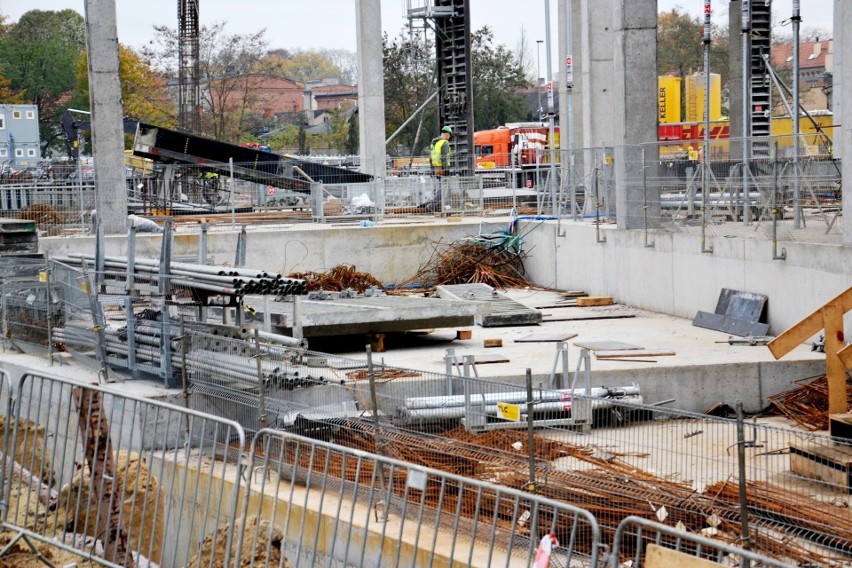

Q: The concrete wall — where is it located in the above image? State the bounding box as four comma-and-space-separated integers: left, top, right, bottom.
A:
40, 220, 510, 285
522, 222, 852, 337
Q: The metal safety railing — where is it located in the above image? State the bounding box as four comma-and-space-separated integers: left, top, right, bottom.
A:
0, 372, 246, 568
238, 428, 606, 568
609, 516, 793, 567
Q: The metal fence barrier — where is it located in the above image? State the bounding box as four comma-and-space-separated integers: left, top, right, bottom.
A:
609, 516, 793, 567
238, 428, 606, 567
0, 372, 246, 568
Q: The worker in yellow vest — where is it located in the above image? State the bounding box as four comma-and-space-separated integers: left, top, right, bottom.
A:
430, 125, 453, 177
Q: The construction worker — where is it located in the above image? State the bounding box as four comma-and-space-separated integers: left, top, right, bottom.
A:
430, 125, 453, 177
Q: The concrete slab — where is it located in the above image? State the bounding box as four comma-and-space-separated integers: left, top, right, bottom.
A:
331, 288, 826, 413
245, 293, 479, 337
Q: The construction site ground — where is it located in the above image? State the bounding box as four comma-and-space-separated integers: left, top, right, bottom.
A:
0, 289, 835, 567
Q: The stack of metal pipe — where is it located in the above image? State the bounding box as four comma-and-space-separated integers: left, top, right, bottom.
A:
53, 254, 309, 298
396, 385, 643, 422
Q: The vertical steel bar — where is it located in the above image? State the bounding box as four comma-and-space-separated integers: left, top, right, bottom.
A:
736, 401, 751, 565
527, 368, 536, 493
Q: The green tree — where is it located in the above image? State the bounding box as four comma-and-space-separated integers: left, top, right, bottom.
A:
471, 26, 530, 129
382, 31, 437, 156
297, 112, 309, 155
345, 110, 359, 155
0, 9, 86, 154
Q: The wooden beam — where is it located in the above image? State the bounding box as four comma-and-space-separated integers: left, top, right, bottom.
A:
837, 342, 852, 371
767, 286, 852, 359
823, 301, 848, 415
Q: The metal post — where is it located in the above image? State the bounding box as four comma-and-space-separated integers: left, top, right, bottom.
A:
742, 0, 752, 225
792, 0, 802, 228
544, 0, 558, 217
642, 147, 654, 248
736, 401, 751, 563
198, 220, 208, 264
536, 40, 543, 120
229, 157, 236, 227
254, 329, 267, 429
701, 0, 714, 254
771, 142, 787, 260
444, 347, 456, 395
44, 258, 53, 364
366, 343, 388, 521
292, 295, 303, 340
526, 368, 536, 493
78, 138, 86, 232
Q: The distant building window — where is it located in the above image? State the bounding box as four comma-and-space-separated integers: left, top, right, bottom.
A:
786, 56, 794, 62
27, 148, 36, 157
0, 117, 4, 129
808, 53, 817, 60
15, 148, 23, 157
26, 111, 35, 119
12, 110, 21, 119
0, 148, 6, 157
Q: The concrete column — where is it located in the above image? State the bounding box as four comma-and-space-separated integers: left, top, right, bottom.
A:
575, 0, 617, 150
83, 0, 127, 235
728, 1, 743, 152
355, 0, 387, 178
613, 0, 659, 230
838, 0, 852, 245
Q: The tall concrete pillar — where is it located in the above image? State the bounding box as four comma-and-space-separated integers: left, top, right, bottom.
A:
728, 1, 743, 153
838, 0, 852, 245
613, 0, 659, 230
574, 0, 617, 150
355, 0, 387, 178
83, 0, 127, 234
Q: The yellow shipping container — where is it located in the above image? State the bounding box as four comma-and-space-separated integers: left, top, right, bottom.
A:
658, 76, 682, 124
684, 73, 722, 122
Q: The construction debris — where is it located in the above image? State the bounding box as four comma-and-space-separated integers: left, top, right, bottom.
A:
766, 374, 850, 431
288, 264, 383, 293
397, 240, 528, 291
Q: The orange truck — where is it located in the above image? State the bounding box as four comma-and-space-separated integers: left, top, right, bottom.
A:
473, 123, 559, 171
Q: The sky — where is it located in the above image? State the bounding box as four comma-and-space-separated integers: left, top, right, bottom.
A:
0, 0, 835, 70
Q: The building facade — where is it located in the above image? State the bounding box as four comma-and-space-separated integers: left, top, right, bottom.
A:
0, 104, 41, 168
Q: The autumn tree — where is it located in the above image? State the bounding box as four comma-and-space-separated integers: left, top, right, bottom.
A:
0, 9, 86, 153
71, 45, 175, 128
658, 8, 730, 116
257, 49, 341, 83
142, 21, 269, 142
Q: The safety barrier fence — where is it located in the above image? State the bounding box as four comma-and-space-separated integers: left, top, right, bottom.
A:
0, 366, 806, 567
609, 516, 794, 568
0, 372, 246, 567
0, 371, 609, 567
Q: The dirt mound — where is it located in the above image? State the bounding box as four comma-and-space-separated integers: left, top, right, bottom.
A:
188, 515, 292, 568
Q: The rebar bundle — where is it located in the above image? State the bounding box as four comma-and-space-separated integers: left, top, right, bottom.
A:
767, 374, 852, 431
282, 419, 849, 565
288, 264, 383, 293
396, 240, 528, 291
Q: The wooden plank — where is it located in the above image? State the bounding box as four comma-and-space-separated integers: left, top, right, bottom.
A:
645, 544, 721, 568
837, 342, 852, 370
595, 349, 675, 359
445, 353, 510, 365
576, 296, 613, 306
790, 441, 852, 491
768, 286, 852, 359
483, 338, 503, 348
824, 301, 847, 415
574, 341, 642, 351
514, 332, 578, 343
